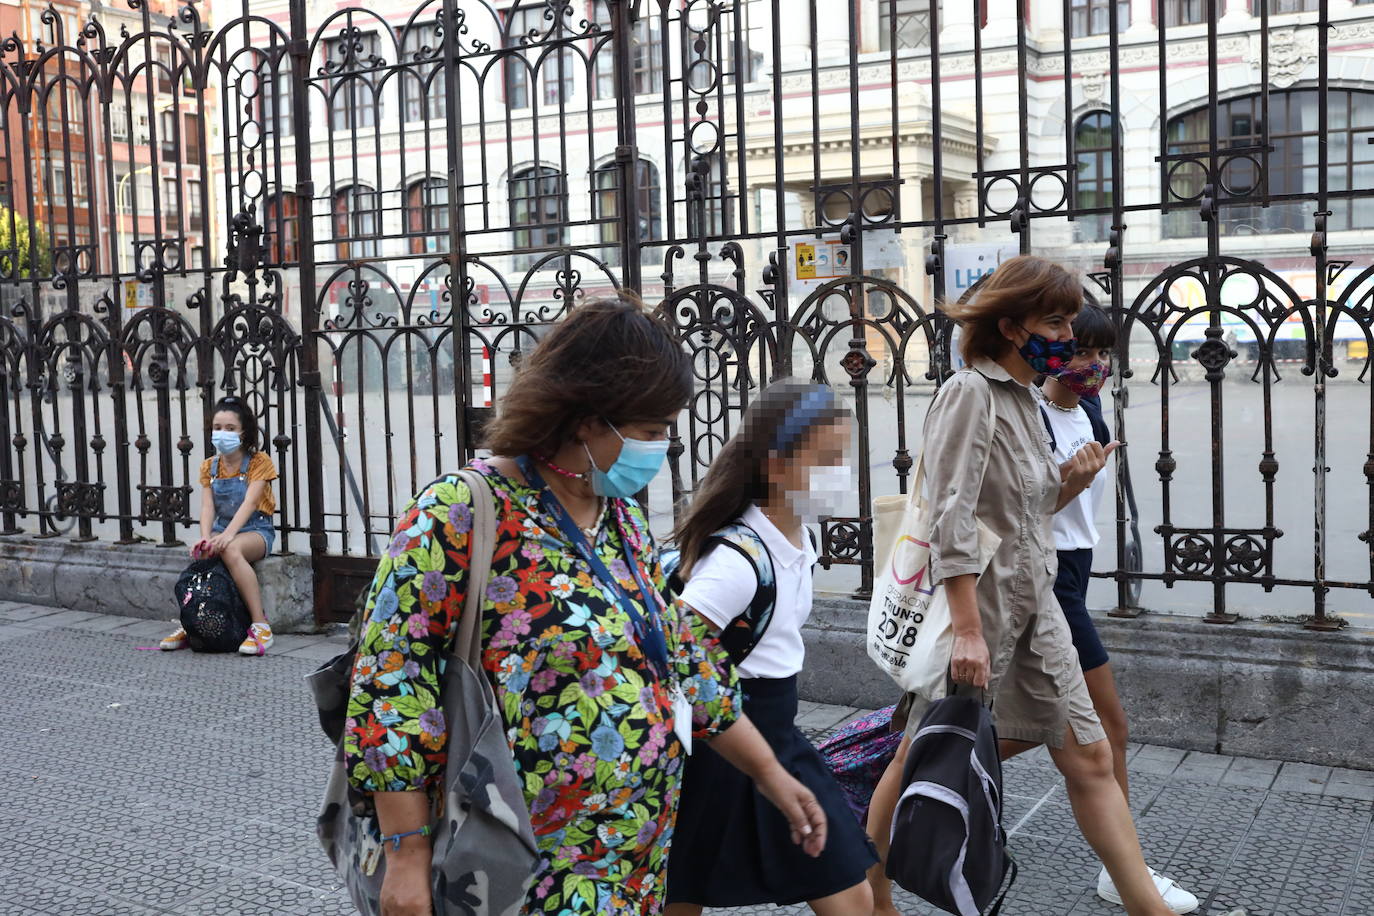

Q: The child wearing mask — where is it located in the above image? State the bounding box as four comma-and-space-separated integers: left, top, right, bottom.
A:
160, 396, 279, 656
664, 379, 877, 916
1039, 304, 1198, 912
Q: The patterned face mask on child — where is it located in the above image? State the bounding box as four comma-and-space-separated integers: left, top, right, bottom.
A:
1055, 362, 1112, 397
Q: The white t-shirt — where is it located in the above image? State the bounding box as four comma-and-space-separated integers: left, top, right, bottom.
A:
1041, 399, 1107, 550
678, 503, 816, 679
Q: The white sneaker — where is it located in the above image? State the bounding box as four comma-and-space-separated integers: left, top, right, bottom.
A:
1097, 865, 1199, 914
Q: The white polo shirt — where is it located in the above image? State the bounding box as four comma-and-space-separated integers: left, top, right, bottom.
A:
678, 503, 817, 679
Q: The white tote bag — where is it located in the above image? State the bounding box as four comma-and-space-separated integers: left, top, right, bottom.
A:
867, 394, 1001, 701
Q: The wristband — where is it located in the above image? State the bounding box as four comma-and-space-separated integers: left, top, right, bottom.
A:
379, 825, 432, 850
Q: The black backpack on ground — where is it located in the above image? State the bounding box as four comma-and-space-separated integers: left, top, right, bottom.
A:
887, 694, 1017, 916
174, 558, 250, 652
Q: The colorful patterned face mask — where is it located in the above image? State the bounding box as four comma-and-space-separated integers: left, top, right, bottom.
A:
1017, 331, 1078, 376
1055, 361, 1112, 397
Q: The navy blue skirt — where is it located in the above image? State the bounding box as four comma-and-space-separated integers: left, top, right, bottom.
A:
666, 675, 878, 906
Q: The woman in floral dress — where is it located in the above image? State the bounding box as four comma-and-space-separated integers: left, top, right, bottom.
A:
344, 298, 827, 916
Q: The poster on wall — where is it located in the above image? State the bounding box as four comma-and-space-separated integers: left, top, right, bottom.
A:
789, 229, 906, 297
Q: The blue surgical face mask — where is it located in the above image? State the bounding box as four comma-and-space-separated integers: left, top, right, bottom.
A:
584, 424, 668, 499
211, 431, 241, 455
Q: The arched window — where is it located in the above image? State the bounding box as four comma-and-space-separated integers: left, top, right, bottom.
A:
593, 159, 663, 266
1073, 111, 1116, 243
333, 184, 380, 260
509, 166, 567, 267
406, 178, 449, 253
1165, 88, 1374, 237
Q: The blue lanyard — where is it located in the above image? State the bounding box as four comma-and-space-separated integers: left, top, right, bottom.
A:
516, 455, 671, 682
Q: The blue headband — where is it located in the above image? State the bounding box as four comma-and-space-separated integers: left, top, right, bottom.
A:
771, 386, 837, 454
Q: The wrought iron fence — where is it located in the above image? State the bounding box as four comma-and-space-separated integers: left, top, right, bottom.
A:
0, 0, 1371, 626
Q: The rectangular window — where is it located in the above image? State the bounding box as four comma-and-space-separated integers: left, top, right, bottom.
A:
112, 102, 130, 140
1070, 0, 1129, 36
184, 113, 201, 164
47, 161, 86, 207
1163, 0, 1205, 24
65, 88, 83, 136
163, 177, 180, 225
159, 110, 177, 156
879, 0, 938, 51
260, 67, 293, 136
1250, 0, 1317, 12
190, 245, 205, 269
593, 9, 662, 99
328, 32, 381, 129
188, 178, 203, 231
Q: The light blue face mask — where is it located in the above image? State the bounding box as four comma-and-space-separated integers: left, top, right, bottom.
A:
584, 424, 669, 499
211, 431, 241, 455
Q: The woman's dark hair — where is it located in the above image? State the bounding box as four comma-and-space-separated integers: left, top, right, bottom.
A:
1071, 302, 1117, 350
211, 396, 259, 452
945, 255, 1083, 364
672, 379, 848, 579
482, 295, 692, 456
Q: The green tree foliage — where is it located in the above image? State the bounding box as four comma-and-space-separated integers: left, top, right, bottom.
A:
0, 207, 53, 278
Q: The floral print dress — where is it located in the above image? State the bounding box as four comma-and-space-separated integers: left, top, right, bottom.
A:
343, 459, 741, 915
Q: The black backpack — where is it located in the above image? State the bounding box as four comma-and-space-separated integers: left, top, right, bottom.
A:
174, 558, 250, 652
887, 695, 1017, 916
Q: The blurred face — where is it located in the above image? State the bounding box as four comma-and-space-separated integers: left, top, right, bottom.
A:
767, 418, 852, 510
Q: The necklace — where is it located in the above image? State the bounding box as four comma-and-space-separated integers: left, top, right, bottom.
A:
580, 498, 606, 542
1045, 399, 1079, 413
535, 451, 589, 481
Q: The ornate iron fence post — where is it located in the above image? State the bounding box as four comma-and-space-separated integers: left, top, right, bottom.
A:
288, 0, 329, 593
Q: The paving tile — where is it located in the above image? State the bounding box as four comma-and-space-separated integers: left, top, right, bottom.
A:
3, 619, 1369, 916
15, 608, 101, 627
68, 613, 150, 633
0, 603, 61, 621
274, 640, 349, 661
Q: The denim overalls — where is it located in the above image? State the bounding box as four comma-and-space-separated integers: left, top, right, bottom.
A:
210, 453, 276, 553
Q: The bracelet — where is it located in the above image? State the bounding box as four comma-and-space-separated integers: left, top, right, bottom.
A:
379, 825, 432, 850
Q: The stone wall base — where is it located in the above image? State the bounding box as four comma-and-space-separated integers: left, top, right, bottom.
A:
0, 537, 317, 633
801, 597, 1374, 771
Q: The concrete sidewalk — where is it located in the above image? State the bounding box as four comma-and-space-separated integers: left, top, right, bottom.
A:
1, 601, 1370, 916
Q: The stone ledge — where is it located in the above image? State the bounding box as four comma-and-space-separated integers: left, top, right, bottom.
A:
0, 536, 317, 634
800, 595, 1374, 771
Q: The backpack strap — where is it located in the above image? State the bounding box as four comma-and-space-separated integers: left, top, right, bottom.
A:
1079, 395, 1112, 447
703, 522, 777, 666
453, 468, 498, 671
1038, 404, 1057, 454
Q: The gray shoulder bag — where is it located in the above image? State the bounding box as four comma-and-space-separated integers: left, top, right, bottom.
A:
311, 467, 538, 915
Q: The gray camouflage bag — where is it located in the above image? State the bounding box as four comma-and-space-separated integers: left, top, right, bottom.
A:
311, 468, 538, 915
